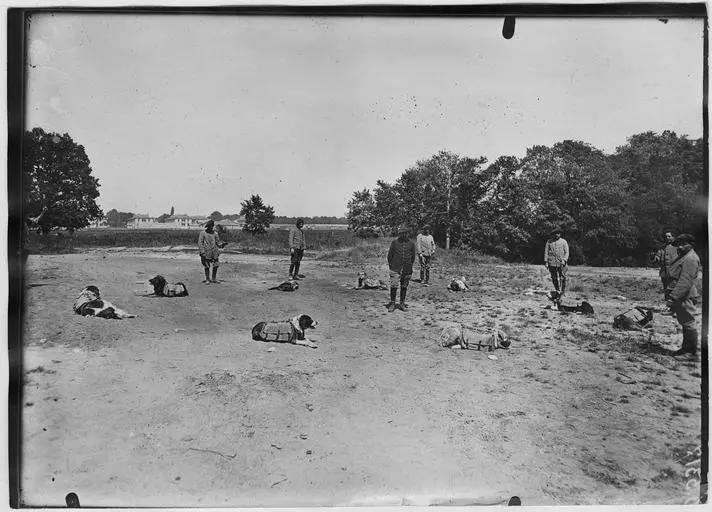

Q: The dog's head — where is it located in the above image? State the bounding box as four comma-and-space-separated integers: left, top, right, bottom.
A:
580, 301, 594, 315
84, 285, 101, 296
295, 314, 318, 331
357, 271, 367, 287
149, 275, 166, 294
497, 330, 511, 349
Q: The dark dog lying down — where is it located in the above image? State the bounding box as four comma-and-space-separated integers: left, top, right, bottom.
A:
141, 275, 189, 297
439, 325, 511, 351
357, 271, 388, 290
613, 307, 654, 331
546, 291, 594, 315
74, 286, 136, 319
251, 314, 319, 348
269, 280, 299, 291
447, 277, 469, 292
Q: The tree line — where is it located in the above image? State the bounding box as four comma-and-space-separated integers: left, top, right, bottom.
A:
346, 131, 706, 266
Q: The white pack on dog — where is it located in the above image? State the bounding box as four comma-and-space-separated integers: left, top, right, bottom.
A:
447, 276, 469, 292
439, 325, 510, 351
74, 286, 136, 320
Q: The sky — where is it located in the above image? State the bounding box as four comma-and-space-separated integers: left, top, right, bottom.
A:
25, 14, 704, 218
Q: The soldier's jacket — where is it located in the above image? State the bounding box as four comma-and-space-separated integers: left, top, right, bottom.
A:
655, 244, 678, 278
667, 249, 701, 302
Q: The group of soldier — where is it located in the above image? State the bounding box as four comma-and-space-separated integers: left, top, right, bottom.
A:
198, 218, 701, 357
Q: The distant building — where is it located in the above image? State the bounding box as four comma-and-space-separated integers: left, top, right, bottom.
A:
88, 217, 109, 229
166, 214, 209, 229
127, 213, 159, 229
216, 217, 245, 230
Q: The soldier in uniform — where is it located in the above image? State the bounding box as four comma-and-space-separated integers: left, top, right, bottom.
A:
666, 234, 701, 357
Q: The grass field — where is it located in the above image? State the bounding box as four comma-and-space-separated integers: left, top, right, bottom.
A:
25, 227, 358, 254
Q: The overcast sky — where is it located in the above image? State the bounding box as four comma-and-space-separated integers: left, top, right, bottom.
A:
26, 14, 703, 218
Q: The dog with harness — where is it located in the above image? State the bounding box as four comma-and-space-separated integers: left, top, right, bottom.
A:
613, 307, 654, 331
251, 314, 319, 348
269, 280, 299, 292
447, 276, 470, 292
356, 271, 388, 290
74, 286, 136, 319
135, 275, 189, 297
546, 291, 594, 315
439, 324, 511, 351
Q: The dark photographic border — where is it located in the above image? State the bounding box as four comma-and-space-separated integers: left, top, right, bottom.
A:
7, 4, 708, 507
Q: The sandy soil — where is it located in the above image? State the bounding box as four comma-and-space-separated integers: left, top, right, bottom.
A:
18, 249, 703, 507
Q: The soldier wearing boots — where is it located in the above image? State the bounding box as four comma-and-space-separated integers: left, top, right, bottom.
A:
666, 233, 701, 357
416, 224, 436, 286
386, 225, 416, 312
654, 230, 678, 301
198, 220, 224, 284
544, 227, 569, 295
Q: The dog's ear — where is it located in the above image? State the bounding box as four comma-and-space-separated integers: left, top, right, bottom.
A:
299, 315, 315, 330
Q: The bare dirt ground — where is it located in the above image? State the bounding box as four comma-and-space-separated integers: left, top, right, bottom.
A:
19, 249, 703, 507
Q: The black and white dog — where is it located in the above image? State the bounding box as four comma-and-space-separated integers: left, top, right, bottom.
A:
269, 280, 299, 292
145, 275, 189, 297
251, 314, 319, 348
546, 291, 594, 315
356, 271, 388, 290
74, 285, 136, 319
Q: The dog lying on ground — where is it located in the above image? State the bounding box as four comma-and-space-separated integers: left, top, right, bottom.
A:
136, 275, 189, 297
447, 277, 469, 292
613, 307, 654, 331
269, 280, 299, 291
356, 271, 388, 290
73, 286, 136, 319
546, 291, 595, 315
439, 325, 511, 351
251, 314, 319, 348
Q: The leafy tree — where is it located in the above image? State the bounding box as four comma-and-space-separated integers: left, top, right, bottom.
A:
209, 211, 223, 221
239, 194, 275, 235
372, 180, 402, 236
611, 131, 705, 263
170, 206, 175, 216
156, 213, 171, 223
105, 209, 135, 228
346, 189, 377, 236
22, 127, 102, 232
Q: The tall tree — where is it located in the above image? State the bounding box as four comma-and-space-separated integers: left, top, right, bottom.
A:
22, 127, 102, 232
611, 131, 705, 262
105, 209, 135, 228
346, 189, 377, 236
239, 195, 275, 236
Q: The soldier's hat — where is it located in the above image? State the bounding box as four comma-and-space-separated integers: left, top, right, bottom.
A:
673, 233, 695, 246
397, 224, 410, 234
549, 227, 561, 236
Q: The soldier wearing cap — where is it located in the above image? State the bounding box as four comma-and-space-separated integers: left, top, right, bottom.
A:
198, 219, 224, 284
416, 224, 436, 285
654, 230, 678, 301
666, 233, 701, 357
386, 225, 416, 312
544, 227, 569, 295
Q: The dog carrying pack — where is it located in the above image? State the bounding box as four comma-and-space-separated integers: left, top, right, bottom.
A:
613, 307, 654, 330
259, 321, 298, 343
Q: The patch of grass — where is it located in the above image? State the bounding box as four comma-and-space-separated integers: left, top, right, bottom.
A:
27, 227, 359, 254
436, 248, 503, 267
